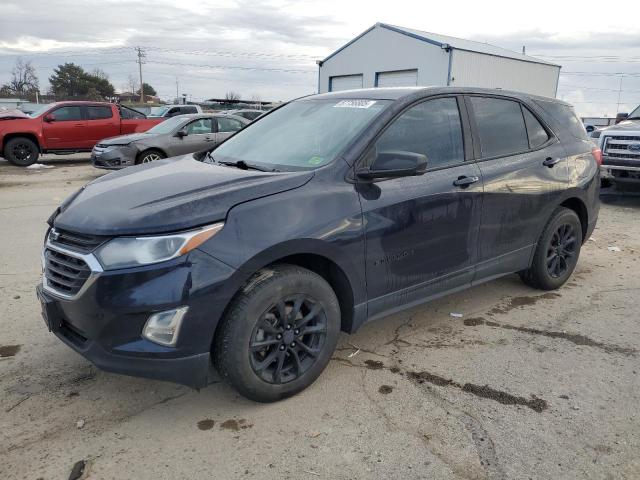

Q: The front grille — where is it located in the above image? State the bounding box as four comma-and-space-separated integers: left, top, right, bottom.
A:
44, 249, 91, 296
50, 228, 108, 253
603, 136, 640, 160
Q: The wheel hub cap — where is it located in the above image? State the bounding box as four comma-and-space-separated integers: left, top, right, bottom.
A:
546, 223, 576, 278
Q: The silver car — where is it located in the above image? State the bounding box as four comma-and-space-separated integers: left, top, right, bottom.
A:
91, 114, 249, 169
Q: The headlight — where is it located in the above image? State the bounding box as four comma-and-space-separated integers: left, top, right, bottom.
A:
95, 223, 223, 270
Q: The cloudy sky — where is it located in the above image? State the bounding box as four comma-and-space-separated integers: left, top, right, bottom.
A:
1, 0, 640, 116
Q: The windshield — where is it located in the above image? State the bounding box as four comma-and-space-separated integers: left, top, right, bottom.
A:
145, 116, 186, 134
149, 106, 169, 117
628, 105, 640, 119
29, 104, 53, 117
211, 98, 390, 170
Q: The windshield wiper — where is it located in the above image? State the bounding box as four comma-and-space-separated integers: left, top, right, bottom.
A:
210, 156, 278, 172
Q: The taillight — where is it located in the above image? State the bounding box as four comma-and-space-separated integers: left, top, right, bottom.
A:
592, 147, 602, 166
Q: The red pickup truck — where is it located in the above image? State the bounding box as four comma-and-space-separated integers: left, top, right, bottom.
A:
0, 101, 164, 166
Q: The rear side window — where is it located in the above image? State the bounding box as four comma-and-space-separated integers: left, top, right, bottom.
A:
470, 97, 529, 158
534, 100, 587, 139
183, 106, 198, 114
87, 106, 112, 120
522, 107, 549, 148
217, 117, 244, 133
52, 106, 83, 121
120, 106, 145, 119
373, 97, 464, 169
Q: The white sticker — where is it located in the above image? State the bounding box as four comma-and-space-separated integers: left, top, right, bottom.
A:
334, 100, 377, 109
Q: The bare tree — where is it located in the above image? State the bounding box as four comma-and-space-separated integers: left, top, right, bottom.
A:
0, 58, 39, 100
92, 68, 109, 80
250, 93, 262, 106
225, 91, 241, 102
127, 74, 138, 94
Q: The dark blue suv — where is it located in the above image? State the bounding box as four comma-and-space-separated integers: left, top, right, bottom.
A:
37, 87, 600, 402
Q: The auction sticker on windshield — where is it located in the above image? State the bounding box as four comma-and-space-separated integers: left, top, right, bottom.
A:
333, 100, 377, 109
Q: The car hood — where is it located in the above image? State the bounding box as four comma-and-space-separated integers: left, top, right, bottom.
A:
53, 156, 314, 236
602, 120, 640, 133
98, 132, 155, 146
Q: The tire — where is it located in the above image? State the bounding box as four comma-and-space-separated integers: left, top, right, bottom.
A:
136, 149, 165, 165
213, 264, 341, 402
3, 137, 39, 166
519, 207, 583, 290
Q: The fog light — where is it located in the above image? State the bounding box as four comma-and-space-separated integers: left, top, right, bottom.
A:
142, 306, 188, 347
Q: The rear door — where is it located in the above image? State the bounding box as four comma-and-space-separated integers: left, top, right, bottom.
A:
215, 116, 245, 143
84, 105, 119, 146
168, 118, 215, 156
41, 105, 86, 149
357, 96, 483, 318
466, 95, 569, 280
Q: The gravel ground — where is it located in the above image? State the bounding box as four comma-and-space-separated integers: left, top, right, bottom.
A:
1, 159, 639, 480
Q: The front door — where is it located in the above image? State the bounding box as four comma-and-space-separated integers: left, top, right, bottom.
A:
357, 97, 483, 319
168, 118, 215, 157
41, 105, 86, 149
465, 95, 570, 280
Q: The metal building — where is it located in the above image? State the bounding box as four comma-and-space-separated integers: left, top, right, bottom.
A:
317, 23, 561, 97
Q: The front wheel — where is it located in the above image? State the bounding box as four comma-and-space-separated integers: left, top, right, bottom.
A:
520, 207, 583, 290
136, 149, 165, 164
213, 264, 341, 402
3, 137, 39, 166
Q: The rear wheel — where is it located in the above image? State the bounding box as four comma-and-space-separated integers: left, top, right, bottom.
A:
213, 264, 340, 402
136, 149, 165, 164
520, 207, 582, 290
4, 137, 39, 166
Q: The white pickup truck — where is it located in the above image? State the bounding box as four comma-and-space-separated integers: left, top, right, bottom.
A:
595, 105, 640, 189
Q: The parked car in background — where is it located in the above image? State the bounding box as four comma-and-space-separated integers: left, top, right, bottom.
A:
92, 113, 248, 169
148, 104, 202, 118
596, 104, 640, 190
223, 109, 265, 121
0, 102, 164, 166
38, 87, 599, 402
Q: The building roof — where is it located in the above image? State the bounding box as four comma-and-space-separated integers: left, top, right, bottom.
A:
321, 23, 560, 68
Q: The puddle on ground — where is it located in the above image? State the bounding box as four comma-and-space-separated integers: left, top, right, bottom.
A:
378, 385, 393, 394
364, 359, 384, 370
197, 419, 215, 431
488, 293, 560, 316
220, 419, 252, 431
463, 317, 637, 356
406, 370, 548, 413
0, 345, 21, 357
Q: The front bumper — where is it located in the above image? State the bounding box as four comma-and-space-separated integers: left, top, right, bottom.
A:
600, 160, 640, 184
37, 246, 237, 389
91, 145, 137, 170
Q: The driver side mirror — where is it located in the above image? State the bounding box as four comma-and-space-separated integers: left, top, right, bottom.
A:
356, 151, 428, 180
176, 128, 188, 138
43, 113, 56, 122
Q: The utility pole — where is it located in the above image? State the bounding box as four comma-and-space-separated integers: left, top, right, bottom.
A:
616, 73, 624, 114
135, 47, 146, 103
176, 77, 179, 104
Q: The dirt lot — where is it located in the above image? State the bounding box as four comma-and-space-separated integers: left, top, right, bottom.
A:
1, 157, 639, 479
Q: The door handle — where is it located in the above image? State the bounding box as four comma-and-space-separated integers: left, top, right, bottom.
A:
453, 175, 480, 188
204, 137, 214, 142
543, 157, 562, 167
74, 123, 85, 127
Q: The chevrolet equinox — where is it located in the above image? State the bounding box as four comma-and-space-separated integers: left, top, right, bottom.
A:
37, 87, 600, 402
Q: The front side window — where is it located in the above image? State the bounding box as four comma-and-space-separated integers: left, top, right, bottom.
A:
186, 118, 213, 135
217, 117, 244, 133
87, 106, 113, 120
52, 106, 82, 121
470, 97, 529, 158
212, 98, 390, 171
120, 106, 145, 119
371, 97, 464, 170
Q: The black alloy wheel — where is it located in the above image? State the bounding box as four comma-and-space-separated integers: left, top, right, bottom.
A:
546, 224, 577, 278
249, 295, 327, 384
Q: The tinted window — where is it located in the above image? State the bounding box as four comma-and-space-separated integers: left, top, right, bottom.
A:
120, 106, 145, 119
87, 106, 112, 120
52, 106, 82, 121
373, 97, 464, 169
186, 118, 213, 135
470, 97, 528, 158
168, 108, 180, 117
183, 106, 198, 114
522, 107, 549, 148
217, 117, 244, 133
534, 100, 587, 139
